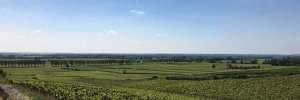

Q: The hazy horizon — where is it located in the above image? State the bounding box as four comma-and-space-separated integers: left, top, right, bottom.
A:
1, 0, 300, 54
0, 52, 298, 55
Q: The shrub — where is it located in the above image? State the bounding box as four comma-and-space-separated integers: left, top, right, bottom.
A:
32, 77, 38, 80
212, 64, 216, 68
74, 68, 80, 71
234, 74, 248, 79
213, 75, 219, 80
123, 70, 127, 74
152, 75, 159, 79
9, 80, 13, 83
0, 68, 7, 77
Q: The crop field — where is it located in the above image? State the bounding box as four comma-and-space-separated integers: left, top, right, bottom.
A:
3, 60, 288, 83
1, 57, 299, 99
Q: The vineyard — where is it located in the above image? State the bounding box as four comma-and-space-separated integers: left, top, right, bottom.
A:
123, 75, 300, 99
1, 57, 300, 99
12, 80, 196, 100
5, 73, 300, 99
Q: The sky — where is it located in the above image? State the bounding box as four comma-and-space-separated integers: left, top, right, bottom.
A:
0, 0, 300, 54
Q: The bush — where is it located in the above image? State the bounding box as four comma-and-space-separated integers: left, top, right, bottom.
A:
74, 68, 80, 71
234, 74, 248, 79
213, 75, 219, 80
212, 65, 216, 68
123, 70, 127, 74
152, 75, 159, 79
32, 77, 38, 80
0, 68, 7, 77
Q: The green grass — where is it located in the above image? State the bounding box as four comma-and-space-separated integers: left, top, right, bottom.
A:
2, 62, 299, 99
121, 75, 300, 99
4, 63, 292, 83
0, 76, 8, 83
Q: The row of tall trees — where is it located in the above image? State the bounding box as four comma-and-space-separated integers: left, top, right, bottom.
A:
50, 58, 262, 67
0, 59, 46, 67
49, 60, 140, 67
143, 58, 204, 64
207, 57, 223, 63
226, 59, 257, 64
49, 58, 205, 67
263, 58, 300, 66
206, 57, 259, 64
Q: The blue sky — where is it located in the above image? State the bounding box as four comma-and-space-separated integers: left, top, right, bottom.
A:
0, 0, 300, 54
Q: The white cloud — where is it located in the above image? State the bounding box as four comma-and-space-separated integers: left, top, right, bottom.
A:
1, 8, 5, 10
107, 30, 118, 34
156, 34, 166, 36
0, 31, 26, 40
130, 10, 136, 13
32, 29, 42, 33
130, 10, 145, 15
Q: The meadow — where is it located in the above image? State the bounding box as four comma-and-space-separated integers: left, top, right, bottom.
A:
1, 58, 300, 99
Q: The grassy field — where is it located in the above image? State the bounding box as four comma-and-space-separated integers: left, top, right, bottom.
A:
3, 62, 287, 83
1, 59, 299, 99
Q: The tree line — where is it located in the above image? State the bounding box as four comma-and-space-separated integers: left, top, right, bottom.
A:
49, 58, 262, 67
0, 59, 46, 67
263, 58, 300, 66
142, 58, 204, 64
207, 58, 258, 64
49, 60, 140, 67
49, 58, 206, 67
227, 59, 258, 64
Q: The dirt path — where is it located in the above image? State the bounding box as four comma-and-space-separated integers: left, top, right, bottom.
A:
0, 84, 29, 100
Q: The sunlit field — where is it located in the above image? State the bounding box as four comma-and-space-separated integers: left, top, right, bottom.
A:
2, 58, 299, 99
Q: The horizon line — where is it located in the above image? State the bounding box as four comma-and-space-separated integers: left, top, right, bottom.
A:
0, 52, 299, 55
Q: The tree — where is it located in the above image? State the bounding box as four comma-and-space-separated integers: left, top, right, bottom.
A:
42, 61, 46, 66
240, 60, 244, 64
69, 60, 74, 66
212, 64, 216, 68
231, 59, 237, 63
227, 64, 233, 68
66, 63, 69, 69
251, 59, 258, 64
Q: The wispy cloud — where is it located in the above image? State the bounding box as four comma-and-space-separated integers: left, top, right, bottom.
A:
32, 29, 42, 33
130, 10, 145, 15
0, 31, 26, 40
107, 30, 118, 34
1, 8, 5, 10
156, 34, 166, 36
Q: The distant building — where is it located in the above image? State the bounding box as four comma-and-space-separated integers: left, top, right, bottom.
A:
224, 66, 230, 69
